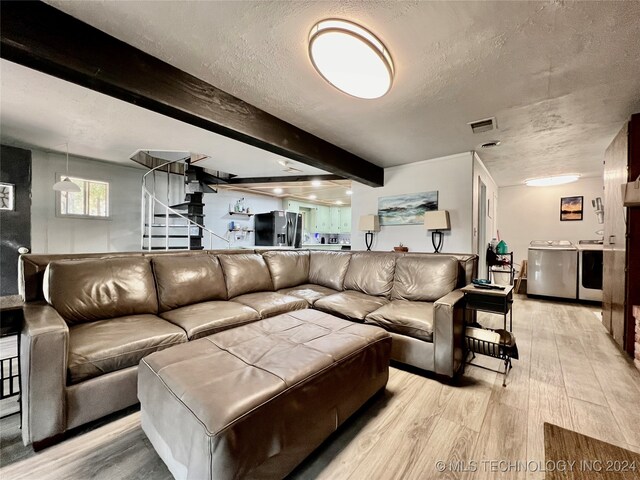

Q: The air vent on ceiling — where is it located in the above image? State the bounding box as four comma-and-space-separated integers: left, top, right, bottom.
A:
468, 117, 497, 134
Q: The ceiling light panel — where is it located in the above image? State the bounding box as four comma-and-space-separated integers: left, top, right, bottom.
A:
524, 174, 580, 187
309, 19, 394, 99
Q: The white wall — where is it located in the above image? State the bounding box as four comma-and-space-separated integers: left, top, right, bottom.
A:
351, 152, 474, 253
202, 190, 282, 249
31, 149, 144, 253
30, 148, 283, 253
497, 176, 604, 266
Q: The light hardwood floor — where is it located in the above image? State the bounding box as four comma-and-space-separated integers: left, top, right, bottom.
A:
1, 295, 639, 479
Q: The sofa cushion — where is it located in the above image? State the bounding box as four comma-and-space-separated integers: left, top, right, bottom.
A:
343, 252, 396, 297
67, 314, 187, 384
441, 253, 478, 288
365, 300, 434, 342
232, 292, 308, 318
44, 257, 158, 325
308, 251, 351, 291
314, 290, 389, 322
218, 253, 274, 298
392, 255, 459, 302
277, 284, 338, 305
262, 250, 310, 290
153, 255, 227, 312
160, 301, 260, 340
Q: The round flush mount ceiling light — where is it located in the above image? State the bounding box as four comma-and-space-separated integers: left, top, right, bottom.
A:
308, 19, 394, 99
525, 174, 580, 187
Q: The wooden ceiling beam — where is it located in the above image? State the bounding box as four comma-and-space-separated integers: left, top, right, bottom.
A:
227, 174, 343, 185
0, 2, 384, 187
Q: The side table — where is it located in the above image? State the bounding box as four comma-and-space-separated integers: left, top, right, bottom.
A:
461, 283, 514, 331
461, 284, 516, 386
1, 306, 23, 417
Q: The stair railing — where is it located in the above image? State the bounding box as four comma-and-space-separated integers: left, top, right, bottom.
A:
141, 157, 230, 251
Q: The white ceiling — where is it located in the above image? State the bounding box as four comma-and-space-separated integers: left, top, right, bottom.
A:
42, 0, 640, 186
221, 179, 352, 207
0, 60, 329, 178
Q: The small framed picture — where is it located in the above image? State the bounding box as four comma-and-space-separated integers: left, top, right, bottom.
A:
0, 182, 15, 211
560, 196, 583, 221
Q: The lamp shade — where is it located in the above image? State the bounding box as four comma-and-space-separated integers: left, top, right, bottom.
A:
359, 214, 380, 232
53, 177, 81, 193
424, 210, 450, 230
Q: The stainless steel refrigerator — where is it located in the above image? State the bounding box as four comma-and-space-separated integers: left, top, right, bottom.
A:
254, 211, 302, 248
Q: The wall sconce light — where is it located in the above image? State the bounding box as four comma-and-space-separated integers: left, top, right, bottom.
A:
359, 214, 380, 251
424, 210, 450, 253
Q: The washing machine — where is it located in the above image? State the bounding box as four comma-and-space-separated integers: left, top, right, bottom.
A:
576, 240, 603, 302
527, 240, 578, 299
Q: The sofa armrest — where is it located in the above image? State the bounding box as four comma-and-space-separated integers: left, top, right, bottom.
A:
433, 289, 465, 377
21, 302, 69, 445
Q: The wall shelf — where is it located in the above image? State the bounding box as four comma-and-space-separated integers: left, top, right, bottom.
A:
228, 211, 254, 217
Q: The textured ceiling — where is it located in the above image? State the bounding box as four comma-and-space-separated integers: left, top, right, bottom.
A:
44, 0, 640, 186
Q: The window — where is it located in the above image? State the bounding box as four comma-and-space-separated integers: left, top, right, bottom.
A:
58, 176, 109, 218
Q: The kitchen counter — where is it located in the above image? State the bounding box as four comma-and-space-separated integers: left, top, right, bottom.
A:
302, 244, 350, 250
241, 245, 351, 251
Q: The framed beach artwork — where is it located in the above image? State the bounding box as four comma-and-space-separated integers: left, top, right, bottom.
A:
560, 196, 583, 221
378, 191, 438, 226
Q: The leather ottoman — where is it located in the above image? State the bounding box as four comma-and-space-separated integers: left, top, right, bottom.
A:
138, 309, 391, 479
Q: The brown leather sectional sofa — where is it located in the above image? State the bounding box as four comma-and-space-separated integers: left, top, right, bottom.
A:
19, 249, 476, 447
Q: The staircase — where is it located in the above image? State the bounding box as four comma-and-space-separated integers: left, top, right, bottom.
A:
139, 152, 229, 251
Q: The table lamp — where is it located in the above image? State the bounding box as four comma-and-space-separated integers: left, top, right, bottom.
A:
359, 215, 380, 251
424, 210, 450, 253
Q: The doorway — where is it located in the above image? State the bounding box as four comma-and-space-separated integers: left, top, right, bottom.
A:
477, 178, 487, 279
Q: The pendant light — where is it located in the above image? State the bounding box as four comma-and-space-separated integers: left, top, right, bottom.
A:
52, 143, 80, 192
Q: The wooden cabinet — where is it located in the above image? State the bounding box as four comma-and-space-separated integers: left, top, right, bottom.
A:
286, 200, 300, 213
340, 207, 352, 233
330, 207, 341, 233
310, 205, 327, 231
603, 113, 640, 356
283, 199, 352, 234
